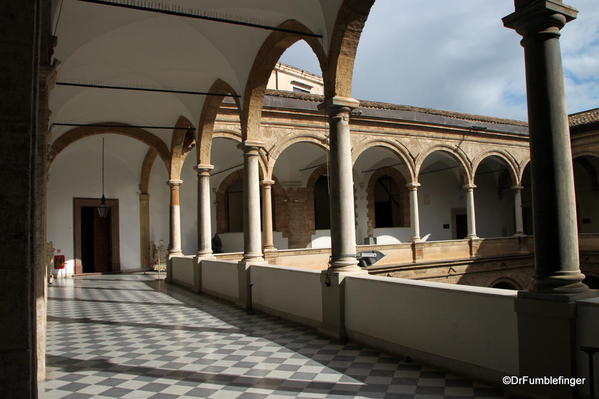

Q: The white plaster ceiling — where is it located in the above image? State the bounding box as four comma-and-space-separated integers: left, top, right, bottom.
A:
273, 142, 327, 186
49, 0, 343, 146
353, 146, 411, 181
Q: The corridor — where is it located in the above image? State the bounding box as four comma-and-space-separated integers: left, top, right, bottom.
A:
45, 274, 505, 399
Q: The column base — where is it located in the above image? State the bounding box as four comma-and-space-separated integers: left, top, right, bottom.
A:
329, 256, 361, 273
168, 250, 183, 259
195, 251, 214, 260
530, 271, 589, 294
241, 253, 265, 266
263, 246, 277, 252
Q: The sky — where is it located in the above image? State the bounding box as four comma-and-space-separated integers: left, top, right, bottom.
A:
280, 0, 599, 121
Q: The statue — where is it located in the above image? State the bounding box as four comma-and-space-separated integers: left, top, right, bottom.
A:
152, 240, 167, 279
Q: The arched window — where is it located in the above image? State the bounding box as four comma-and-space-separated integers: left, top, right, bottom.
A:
226, 178, 243, 232
314, 175, 330, 229
374, 175, 402, 228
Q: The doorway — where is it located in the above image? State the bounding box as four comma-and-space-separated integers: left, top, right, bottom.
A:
74, 198, 120, 274
451, 208, 468, 239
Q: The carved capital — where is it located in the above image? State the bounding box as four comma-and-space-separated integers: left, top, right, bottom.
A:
503, 0, 577, 38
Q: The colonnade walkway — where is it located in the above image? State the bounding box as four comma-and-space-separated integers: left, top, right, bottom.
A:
45, 274, 505, 399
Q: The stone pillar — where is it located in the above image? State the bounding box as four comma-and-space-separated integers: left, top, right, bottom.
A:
167, 179, 183, 257
261, 179, 276, 251
242, 142, 264, 263
504, 0, 586, 293
503, 4, 596, 398
512, 185, 525, 236
318, 97, 361, 272
316, 97, 364, 340
195, 164, 214, 258
406, 182, 421, 241
237, 142, 264, 310
464, 183, 478, 239
139, 192, 151, 269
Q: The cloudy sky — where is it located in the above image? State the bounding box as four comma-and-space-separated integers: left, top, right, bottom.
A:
280, 0, 599, 121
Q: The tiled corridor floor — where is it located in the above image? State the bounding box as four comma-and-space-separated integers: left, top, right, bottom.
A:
45, 274, 505, 399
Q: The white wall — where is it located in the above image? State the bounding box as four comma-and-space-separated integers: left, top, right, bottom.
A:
47, 135, 150, 273
251, 265, 322, 326
419, 167, 465, 240
345, 275, 519, 375
201, 259, 239, 302
475, 172, 514, 237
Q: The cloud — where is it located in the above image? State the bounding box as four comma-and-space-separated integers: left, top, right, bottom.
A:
280, 0, 598, 120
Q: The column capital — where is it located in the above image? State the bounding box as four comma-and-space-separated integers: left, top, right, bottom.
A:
167, 179, 183, 187
242, 140, 265, 152
463, 183, 477, 190
511, 184, 524, 191
503, 0, 577, 37
405, 182, 421, 190
261, 179, 275, 187
194, 163, 214, 172
318, 96, 360, 114
194, 164, 214, 176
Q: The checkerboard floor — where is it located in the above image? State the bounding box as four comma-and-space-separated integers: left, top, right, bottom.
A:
45, 273, 506, 398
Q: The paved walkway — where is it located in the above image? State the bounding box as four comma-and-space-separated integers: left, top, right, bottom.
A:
45, 274, 505, 399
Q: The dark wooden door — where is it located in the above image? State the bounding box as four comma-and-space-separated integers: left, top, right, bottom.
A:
455, 214, 468, 239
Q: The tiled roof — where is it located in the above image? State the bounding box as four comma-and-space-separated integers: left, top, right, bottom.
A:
569, 108, 599, 129
265, 89, 528, 127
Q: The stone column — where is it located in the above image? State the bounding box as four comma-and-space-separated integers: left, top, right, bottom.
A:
261, 179, 276, 251
195, 164, 214, 258
464, 183, 478, 239
139, 192, 151, 269
242, 142, 264, 263
318, 97, 361, 272
512, 185, 525, 236
406, 182, 421, 241
504, 0, 586, 293
167, 179, 183, 257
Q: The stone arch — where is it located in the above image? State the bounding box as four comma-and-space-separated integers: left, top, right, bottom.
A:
324, 0, 376, 99
472, 150, 519, 186
415, 145, 472, 184
139, 149, 158, 194
352, 139, 416, 182
169, 116, 196, 181
48, 123, 171, 170
366, 166, 410, 236
268, 135, 329, 171
519, 159, 531, 183
241, 20, 327, 142
491, 277, 522, 290
197, 79, 241, 165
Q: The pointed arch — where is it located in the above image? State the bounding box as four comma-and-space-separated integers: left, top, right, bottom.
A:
324, 0, 376, 99
241, 20, 327, 142
268, 134, 329, 170
352, 139, 416, 183
48, 123, 170, 170
169, 115, 196, 181
197, 79, 241, 165
415, 145, 472, 184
